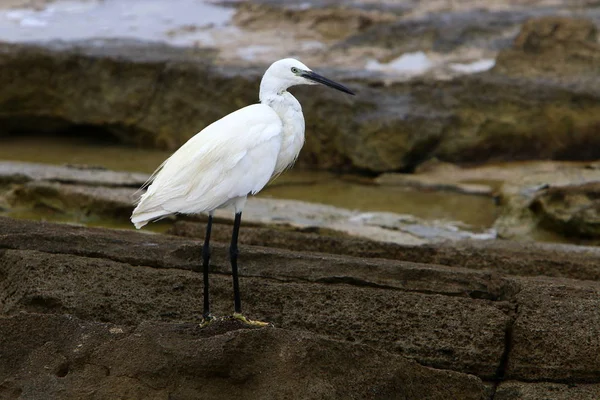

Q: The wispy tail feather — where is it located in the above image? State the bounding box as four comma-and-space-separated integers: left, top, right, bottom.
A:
132, 219, 148, 229
131, 207, 170, 229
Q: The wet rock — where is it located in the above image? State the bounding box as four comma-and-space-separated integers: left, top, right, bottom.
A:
532, 182, 600, 238
344, 16, 600, 169
507, 278, 600, 382
424, 73, 600, 165
0, 40, 229, 150
0, 313, 487, 400
0, 161, 148, 186
307, 66, 600, 171
494, 381, 600, 400
1, 36, 600, 172
494, 164, 600, 241
6, 181, 135, 221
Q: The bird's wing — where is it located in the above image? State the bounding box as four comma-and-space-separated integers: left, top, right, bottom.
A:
132, 104, 283, 224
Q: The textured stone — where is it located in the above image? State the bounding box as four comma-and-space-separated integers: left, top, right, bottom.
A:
171, 220, 600, 282
507, 278, 600, 382
3, 215, 600, 390
495, 16, 600, 77
0, 238, 511, 377
532, 181, 600, 238
0, 313, 487, 400
495, 381, 600, 400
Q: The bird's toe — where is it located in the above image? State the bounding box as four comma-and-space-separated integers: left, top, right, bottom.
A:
233, 312, 272, 327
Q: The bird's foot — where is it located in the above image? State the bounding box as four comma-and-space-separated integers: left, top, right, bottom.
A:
233, 312, 271, 327
199, 314, 215, 328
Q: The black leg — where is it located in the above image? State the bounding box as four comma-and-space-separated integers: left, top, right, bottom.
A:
202, 215, 213, 319
230, 212, 242, 314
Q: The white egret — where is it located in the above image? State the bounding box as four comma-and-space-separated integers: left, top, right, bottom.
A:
131, 58, 354, 325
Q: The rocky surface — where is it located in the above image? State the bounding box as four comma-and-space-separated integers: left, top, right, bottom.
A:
532, 182, 600, 238
1, 215, 600, 398
0, 161, 148, 187
494, 381, 600, 400
336, 8, 530, 55
169, 222, 600, 281
0, 313, 487, 400
494, 16, 600, 78
507, 278, 600, 382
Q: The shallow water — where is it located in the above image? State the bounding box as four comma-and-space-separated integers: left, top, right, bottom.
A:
0, 0, 234, 46
0, 135, 498, 229
0, 134, 172, 173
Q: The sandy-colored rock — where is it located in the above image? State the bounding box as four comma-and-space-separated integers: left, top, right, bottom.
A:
494, 165, 600, 241
429, 73, 600, 165
0, 40, 223, 150
532, 181, 600, 238
507, 278, 600, 382
0, 313, 487, 400
495, 16, 600, 77
495, 381, 600, 400
234, 2, 397, 41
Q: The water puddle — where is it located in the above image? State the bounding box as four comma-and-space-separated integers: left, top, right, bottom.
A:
365, 50, 497, 81
0, 0, 235, 46
261, 175, 497, 229
0, 135, 498, 229
0, 134, 172, 173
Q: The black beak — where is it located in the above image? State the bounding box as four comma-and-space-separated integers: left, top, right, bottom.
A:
301, 70, 355, 95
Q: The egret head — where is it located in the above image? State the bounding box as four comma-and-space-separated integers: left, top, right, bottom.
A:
260, 58, 355, 100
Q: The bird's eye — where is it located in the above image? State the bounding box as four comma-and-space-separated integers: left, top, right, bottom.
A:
291, 67, 299, 74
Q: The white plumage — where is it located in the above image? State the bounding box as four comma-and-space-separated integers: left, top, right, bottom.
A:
131, 104, 282, 228
130, 58, 354, 323
132, 58, 352, 228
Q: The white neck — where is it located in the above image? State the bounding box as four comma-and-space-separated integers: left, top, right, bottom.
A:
259, 87, 305, 176
259, 76, 284, 102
